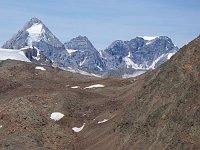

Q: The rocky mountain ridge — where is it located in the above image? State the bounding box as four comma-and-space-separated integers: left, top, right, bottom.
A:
2, 17, 178, 77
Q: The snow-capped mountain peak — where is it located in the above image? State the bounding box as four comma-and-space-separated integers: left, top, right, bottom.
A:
2, 17, 67, 67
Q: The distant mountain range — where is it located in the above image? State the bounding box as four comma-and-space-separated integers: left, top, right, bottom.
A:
2, 17, 178, 77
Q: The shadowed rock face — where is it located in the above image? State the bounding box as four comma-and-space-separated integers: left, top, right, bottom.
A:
64, 36, 107, 74
102, 36, 178, 70
0, 36, 200, 150
118, 36, 200, 149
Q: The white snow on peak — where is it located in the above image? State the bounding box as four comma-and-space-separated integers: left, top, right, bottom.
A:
72, 123, 85, 132
142, 36, 159, 41
27, 23, 43, 35
98, 119, 108, 124
50, 112, 64, 121
0, 48, 30, 62
0, 125, 2, 128
35, 66, 46, 71
27, 23, 45, 47
84, 84, 105, 89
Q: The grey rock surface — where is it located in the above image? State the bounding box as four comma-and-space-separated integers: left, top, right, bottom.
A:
102, 36, 178, 70
64, 36, 107, 74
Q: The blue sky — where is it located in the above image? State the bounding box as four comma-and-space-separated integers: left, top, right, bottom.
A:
0, 0, 199, 49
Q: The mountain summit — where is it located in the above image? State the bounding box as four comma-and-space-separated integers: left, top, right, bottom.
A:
64, 36, 107, 74
2, 17, 67, 66
64, 36, 96, 52
102, 36, 178, 70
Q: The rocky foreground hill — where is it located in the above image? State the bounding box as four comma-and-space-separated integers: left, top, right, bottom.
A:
0, 35, 200, 149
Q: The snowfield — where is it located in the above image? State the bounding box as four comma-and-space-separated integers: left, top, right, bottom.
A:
50, 112, 64, 121
0, 48, 30, 62
72, 123, 85, 132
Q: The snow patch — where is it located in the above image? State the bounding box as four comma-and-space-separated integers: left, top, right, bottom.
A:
142, 36, 159, 41
32, 47, 41, 60
167, 52, 176, 60
71, 86, 80, 89
79, 57, 87, 66
98, 119, 108, 124
0, 48, 30, 62
72, 123, 85, 132
35, 66, 46, 71
124, 57, 141, 69
0, 125, 2, 128
27, 23, 43, 35
145, 41, 153, 45
50, 112, 64, 121
123, 52, 142, 69
66, 49, 78, 55
27, 23, 45, 47
97, 66, 103, 71
148, 54, 165, 69
84, 84, 105, 89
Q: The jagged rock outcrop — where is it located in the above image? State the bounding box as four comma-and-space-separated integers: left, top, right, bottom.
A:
64, 36, 107, 74
102, 36, 178, 70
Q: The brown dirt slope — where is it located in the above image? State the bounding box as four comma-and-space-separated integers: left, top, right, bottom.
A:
119, 36, 200, 150
0, 59, 143, 150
